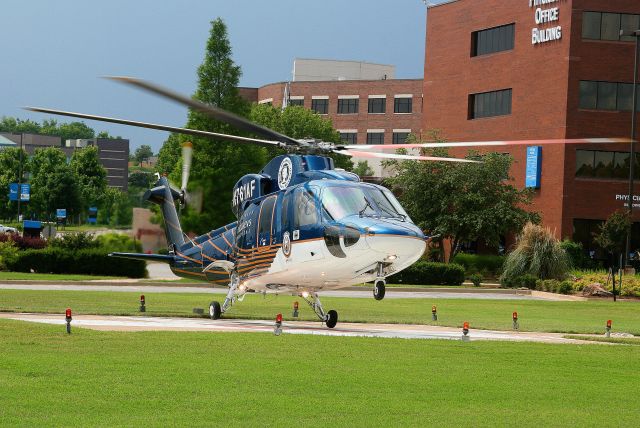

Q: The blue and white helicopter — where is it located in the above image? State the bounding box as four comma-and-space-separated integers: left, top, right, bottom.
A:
27, 77, 625, 328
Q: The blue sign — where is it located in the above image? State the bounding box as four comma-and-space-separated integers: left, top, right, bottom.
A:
8, 183, 17, 201
88, 206, 98, 224
56, 209, 67, 219
525, 146, 542, 189
8, 183, 30, 201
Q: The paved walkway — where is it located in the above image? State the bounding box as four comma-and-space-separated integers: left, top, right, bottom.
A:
0, 312, 592, 344
0, 282, 552, 300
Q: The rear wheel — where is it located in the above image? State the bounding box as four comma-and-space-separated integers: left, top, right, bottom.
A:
209, 301, 221, 320
325, 310, 338, 329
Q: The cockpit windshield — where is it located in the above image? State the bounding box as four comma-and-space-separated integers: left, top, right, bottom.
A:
321, 185, 411, 222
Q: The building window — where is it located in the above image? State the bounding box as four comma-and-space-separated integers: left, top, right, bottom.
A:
340, 132, 357, 145
582, 11, 640, 41
337, 98, 359, 114
472, 23, 515, 57
288, 98, 304, 107
366, 132, 385, 145
311, 99, 328, 114
579, 80, 640, 111
394, 97, 412, 113
576, 149, 640, 179
392, 132, 410, 144
468, 89, 512, 119
368, 98, 386, 114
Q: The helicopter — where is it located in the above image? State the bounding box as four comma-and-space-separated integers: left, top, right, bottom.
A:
26, 77, 630, 328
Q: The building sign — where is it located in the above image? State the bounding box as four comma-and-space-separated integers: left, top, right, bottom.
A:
8, 183, 30, 201
615, 194, 640, 209
525, 146, 542, 188
529, 0, 563, 45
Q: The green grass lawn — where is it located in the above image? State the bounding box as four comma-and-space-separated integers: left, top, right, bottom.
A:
1, 289, 639, 335
0, 272, 125, 281
0, 319, 639, 427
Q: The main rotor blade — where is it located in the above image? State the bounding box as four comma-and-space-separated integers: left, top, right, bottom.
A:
340, 150, 482, 163
342, 138, 632, 151
105, 76, 306, 147
24, 107, 283, 148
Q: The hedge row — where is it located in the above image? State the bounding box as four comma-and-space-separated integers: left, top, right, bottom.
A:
6, 248, 146, 278
388, 261, 465, 286
451, 253, 505, 276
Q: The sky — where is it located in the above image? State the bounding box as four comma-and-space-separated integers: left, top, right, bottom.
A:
0, 0, 437, 152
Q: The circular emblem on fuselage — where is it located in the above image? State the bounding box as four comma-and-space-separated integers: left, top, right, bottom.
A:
283, 231, 291, 257
277, 157, 293, 190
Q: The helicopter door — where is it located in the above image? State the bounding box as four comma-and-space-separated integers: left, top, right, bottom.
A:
290, 187, 324, 263
257, 195, 276, 249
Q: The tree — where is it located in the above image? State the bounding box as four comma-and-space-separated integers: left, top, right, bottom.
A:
249, 104, 353, 170
28, 147, 81, 220
97, 131, 121, 139
352, 160, 374, 177
156, 133, 181, 175
70, 146, 108, 213
0, 117, 41, 134
98, 187, 132, 226
134, 144, 154, 164
595, 210, 632, 259
0, 148, 27, 220
168, 18, 268, 233
385, 139, 539, 261
40, 119, 95, 141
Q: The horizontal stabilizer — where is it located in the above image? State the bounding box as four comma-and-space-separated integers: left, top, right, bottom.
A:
109, 252, 175, 263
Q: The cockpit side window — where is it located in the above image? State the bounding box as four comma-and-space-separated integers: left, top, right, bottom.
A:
294, 188, 318, 228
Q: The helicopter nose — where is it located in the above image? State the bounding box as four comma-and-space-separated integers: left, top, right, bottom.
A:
364, 222, 426, 261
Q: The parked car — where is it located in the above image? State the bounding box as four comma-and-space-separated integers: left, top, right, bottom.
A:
0, 224, 18, 234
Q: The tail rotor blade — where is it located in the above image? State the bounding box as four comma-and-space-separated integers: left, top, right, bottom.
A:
181, 142, 193, 191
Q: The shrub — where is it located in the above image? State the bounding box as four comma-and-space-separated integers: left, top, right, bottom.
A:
502, 274, 537, 289
452, 253, 505, 276
558, 281, 573, 295
6, 248, 146, 278
96, 232, 142, 253
49, 232, 99, 251
559, 240, 598, 269
468, 273, 483, 287
0, 233, 47, 250
389, 261, 465, 286
0, 240, 19, 271
501, 223, 570, 285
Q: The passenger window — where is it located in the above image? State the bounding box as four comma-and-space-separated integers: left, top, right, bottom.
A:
257, 196, 276, 240
282, 191, 291, 230
295, 189, 318, 228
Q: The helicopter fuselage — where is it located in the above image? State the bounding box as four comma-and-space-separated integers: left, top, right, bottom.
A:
168, 155, 426, 294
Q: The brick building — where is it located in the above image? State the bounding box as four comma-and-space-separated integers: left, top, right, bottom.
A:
1, 133, 129, 191
424, 0, 640, 254
241, 59, 423, 176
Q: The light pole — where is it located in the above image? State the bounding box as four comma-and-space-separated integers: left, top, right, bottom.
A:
15, 133, 23, 223
620, 29, 640, 268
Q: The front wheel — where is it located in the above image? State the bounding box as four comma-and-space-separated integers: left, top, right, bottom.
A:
209, 301, 221, 320
373, 280, 386, 301
325, 310, 338, 329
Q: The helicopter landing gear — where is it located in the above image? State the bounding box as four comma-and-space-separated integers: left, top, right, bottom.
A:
210, 271, 245, 320
301, 292, 338, 328
373, 279, 386, 301
373, 262, 386, 301
209, 301, 221, 320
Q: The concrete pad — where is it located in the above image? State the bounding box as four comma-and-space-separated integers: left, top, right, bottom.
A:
0, 312, 595, 344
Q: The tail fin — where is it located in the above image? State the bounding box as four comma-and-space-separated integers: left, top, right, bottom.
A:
144, 175, 185, 250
